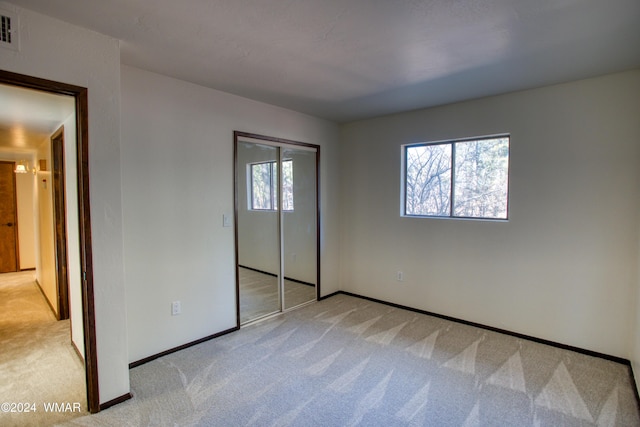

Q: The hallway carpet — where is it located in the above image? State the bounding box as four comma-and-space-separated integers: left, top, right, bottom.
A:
63, 293, 639, 426
0, 271, 87, 427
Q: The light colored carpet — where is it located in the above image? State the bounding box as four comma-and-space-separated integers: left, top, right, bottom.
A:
239, 267, 316, 323
0, 271, 87, 427
62, 293, 639, 426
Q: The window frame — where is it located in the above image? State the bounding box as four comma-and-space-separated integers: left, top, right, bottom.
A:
248, 159, 294, 212
401, 134, 510, 221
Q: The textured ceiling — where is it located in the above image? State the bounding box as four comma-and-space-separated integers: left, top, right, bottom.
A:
7, 0, 640, 123
0, 83, 75, 152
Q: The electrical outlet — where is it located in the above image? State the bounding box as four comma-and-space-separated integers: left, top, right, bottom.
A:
171, 301, 181, 316
396, 271, 404, 282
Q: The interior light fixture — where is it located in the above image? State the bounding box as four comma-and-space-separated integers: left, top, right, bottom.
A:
14, 160, 29, 174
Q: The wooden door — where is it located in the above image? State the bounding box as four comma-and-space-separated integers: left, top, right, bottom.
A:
0, 161, 19, 273
52, 126, 69, 320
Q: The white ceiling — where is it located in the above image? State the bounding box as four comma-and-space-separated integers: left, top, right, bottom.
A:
0, 83, 75, 152
5, 0, 640, 125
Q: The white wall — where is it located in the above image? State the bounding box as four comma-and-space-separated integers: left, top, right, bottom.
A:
0, 3, 129, 404
237, 142, 280, 276
15, 166, 36, 269
35, 137, 56, 312
339, 70, 640, 359
120, 65, 340, 363
61, 114, 85, 357
282, 149, 318, 284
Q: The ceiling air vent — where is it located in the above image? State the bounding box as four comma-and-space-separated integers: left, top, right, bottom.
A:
0, 8, 18, 51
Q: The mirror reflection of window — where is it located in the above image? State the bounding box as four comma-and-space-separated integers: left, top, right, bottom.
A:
249, 159, 293, 211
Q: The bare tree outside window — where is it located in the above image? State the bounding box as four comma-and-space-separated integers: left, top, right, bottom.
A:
250, 160, 294, 211
453, 138, 509, 218
251, 162, 273, 210
405, 144, 452, 216
281, 160, 294, 211
404, 136, 509, 220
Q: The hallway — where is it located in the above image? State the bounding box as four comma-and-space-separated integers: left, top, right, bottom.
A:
0, 271, 87, 426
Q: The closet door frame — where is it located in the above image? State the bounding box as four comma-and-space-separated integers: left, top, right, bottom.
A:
233, 131, 320, 327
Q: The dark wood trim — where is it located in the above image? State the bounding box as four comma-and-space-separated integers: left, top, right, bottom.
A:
0, 69, 101, 414
629, 365, 640, 413
129, 326, 239, 368
51, 125, 70, 321
20, 267, 36, 271
238, 265, 315, 287
315, 144, 321, 301
10, 161, 19, 273
234, 131, 320, 150
336, 291, 631, 366
99, 393, 132, 411
35, 278, 57, 319
76, 86, 100, 414
319, 291, 340, 300
284, 276, 315, 287
0, 70, 85, 96
234, 135, 240, 328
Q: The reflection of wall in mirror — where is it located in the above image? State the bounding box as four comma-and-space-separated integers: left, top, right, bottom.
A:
237, 143, 317, 285
282, 149, 316, 285
237, 142, 279, 276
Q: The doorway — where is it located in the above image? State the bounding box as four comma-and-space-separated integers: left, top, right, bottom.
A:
0, 70, 99, 413
0, 161, 19, 272
234, 131, 320, 325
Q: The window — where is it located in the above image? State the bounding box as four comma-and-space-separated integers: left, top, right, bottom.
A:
403, 135, 509, 220
250, 159, 293, 211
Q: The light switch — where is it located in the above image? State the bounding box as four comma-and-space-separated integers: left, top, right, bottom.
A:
223, 214, 231, 227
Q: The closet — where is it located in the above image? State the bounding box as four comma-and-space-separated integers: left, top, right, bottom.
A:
234, 132, 319, 324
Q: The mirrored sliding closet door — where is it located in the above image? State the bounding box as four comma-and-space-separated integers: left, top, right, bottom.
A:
234, 132, 319, 325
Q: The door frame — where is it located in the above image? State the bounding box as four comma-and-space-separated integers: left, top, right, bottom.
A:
0, 160, 20, 272
51, 125, 70, 321
0, 70, 100, 413
233, 131, 321, 327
